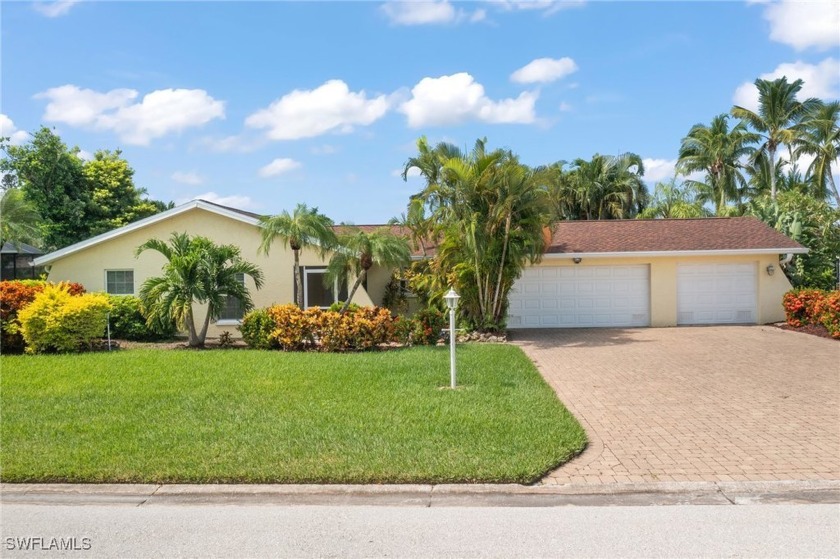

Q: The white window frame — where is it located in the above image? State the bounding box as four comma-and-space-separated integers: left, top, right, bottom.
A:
303, 267, 340, 309
217, 273, 246, 326
105, 269, 134, 295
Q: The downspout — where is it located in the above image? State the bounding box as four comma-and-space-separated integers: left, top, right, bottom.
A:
779, 253, 794, 269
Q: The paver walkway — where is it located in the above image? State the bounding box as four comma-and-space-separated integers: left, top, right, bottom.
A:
512, 326, 839, 485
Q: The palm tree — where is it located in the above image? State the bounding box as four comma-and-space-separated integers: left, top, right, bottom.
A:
136, 233, 264, 347
326, 227, 411, 314
0, 188, 42, 246
638, 179, 711, 219
677, 114, 757, 214
731, 77, 821, 200
259, 204, 337, 308
794, 100, 840, 205
564, 153, 648, 219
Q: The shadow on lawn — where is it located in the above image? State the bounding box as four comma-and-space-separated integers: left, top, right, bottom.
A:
507, 328, 653, 349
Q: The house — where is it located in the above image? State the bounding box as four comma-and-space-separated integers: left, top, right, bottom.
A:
507, 218, 806, 328
34, 200, 806, 336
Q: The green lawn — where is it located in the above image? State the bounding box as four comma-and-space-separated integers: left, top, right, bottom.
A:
0, 345, 586, 484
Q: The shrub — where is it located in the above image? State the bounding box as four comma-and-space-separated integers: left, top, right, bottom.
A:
240, 308, 279, 350
107, 295, 176, 341
813, 292, 840, 339
783, 289, 827, 328
0, 280, 85, 352
267, 304, 316, 350
411, 308, 446, 346
18, 284, 111, 353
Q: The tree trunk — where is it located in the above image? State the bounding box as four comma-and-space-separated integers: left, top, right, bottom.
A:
769, 145, 777, 200
340, 270, 366, 314
196, 307, 212, 347
828, 171, 840, 207
294, 249, 303, 308
492, 212, 512, 323
185, 307, 200, 347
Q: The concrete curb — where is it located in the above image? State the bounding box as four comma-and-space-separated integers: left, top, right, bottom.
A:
2, 480, 838, 507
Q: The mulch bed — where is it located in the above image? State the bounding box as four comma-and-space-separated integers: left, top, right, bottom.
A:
774, 322, 837, 341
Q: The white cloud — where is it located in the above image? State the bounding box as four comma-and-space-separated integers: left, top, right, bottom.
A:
732, 58, 840, 112
0, 114, 30, 145
246, 80, 391, 140
33, 0, 79, 18
511, 57, 578, 84
76, 149, 93, 161
177, 192, 255, 210
558, 102, 572, 112
311, 144, 338, 155
198, 134, 263, 153
761, 0, 840, 51
400, 72, 538, 127
171, 171, 204, 186
258, 158, 302, 178
490, 0, 586, 15
642, 158, 679, 183
391, 166, 422, 178
381, 1, 456, 25
35, 85, 225, 145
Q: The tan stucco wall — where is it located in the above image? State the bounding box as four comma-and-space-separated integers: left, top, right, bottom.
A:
44, 207, 378, 339
531, 253, 793, 326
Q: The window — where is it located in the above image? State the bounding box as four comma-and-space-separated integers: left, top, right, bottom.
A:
219, 273, 246, 321
106, 270, 134, 295
302, 267, 348, 308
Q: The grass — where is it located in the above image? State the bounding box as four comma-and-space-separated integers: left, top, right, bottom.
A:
0, 345, 586, 484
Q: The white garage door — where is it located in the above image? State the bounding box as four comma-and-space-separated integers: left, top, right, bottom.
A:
677, 263, 757, 325
508, 265, 650, 328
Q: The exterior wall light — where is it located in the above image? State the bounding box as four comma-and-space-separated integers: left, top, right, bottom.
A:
766, 264, 775, 276
444, 288, 460, 389
573, 257, 582, 264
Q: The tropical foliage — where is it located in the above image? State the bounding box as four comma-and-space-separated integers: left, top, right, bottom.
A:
136, 233, 264, 347
0, 188, 42, 246
259, 204, 337, 308
782, 289, 840, 339
638, 179, 711, 219
0, 280, 85, 352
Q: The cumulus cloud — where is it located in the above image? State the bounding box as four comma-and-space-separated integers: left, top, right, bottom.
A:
642, 158, 706, 185
511, 57, 578, 84
490, 0, 586, 15
391, 166, 422, 178
35, 85, 225, 145
380, 0, 485, 26
76, 149, 93, 161
246, 80, 391, 140
400, 72, 538, 127
171, 171, 204, 186
198, 134, 263, 153
760, 0, 839, 51
0, 114, 30, 145
258, 158, 302, 178
732, 58, 840, 112
32, 0, 79, 18
177, 192, 255, 210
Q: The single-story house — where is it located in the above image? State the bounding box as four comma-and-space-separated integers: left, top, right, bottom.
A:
34, 199, 806, 336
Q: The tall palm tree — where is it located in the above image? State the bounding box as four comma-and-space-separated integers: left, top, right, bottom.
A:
731, 77, 821, 200
326, 227, 411, 314
0, 188, 42, 246
136, 233, 264, 347
638, 179, 711, 219
564, 153, 648, 219
259, 204, 337, 308
677, 114, 757, 214
794, 100, 840, 205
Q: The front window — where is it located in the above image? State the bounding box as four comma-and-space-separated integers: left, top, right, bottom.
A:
219, 273, 246, 321
106, 270, 134, 295
303, 268, 348, 308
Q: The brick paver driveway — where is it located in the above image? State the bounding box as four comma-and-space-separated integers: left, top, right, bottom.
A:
512, 326, 839, 485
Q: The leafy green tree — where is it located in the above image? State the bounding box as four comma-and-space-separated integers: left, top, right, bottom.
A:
677, 114, 757, 214
638, 179, 711, 219
326, 226, 411, 314
136, 233, 264, 347
749, 191, 840, 289
556, 153, 648, 220
402, 137, 551, 330
0, 188, 42, 246
731, 77, 820, 200
259, 204, 337, 308
794, 100, 840, 206
1, 127, 89, 250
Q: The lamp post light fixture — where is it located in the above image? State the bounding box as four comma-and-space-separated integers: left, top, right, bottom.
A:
443, 288, 460, 389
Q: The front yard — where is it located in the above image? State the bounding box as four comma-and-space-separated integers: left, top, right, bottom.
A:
0, 345, 586, 484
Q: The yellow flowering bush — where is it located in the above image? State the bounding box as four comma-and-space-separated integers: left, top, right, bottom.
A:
18, 284, 112, 354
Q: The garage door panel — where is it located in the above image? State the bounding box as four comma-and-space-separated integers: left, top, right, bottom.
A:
509, 265, 650, 328
677, 263, 757, 325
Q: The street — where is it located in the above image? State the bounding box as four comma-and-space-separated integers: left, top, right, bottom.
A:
2, 503, 838, 558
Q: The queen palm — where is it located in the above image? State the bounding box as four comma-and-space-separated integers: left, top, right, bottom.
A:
565, 153, 648, 219
0, 188, 42, 246
326, 227, 411, 314
677, 114, 757, 214
731, 77, 821, 200
260, 204, 337, 308
136, 233, 264, 347
794, 100, 840, 205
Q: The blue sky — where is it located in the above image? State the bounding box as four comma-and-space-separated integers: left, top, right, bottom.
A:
2, 0, 838, 223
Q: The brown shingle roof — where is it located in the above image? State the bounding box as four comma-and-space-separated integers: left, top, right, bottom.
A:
332, 224, 433, 257
547, 217, 805, 254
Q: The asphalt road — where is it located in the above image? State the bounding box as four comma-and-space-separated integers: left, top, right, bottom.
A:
2, 503, 838, 558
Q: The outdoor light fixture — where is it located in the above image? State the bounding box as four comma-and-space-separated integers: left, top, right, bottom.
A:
766, 264, 775, 276
444, 288, 460, 389
572, 257, 582, 264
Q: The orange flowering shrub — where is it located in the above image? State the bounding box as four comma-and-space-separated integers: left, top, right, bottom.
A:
0, 280, 85, 352
782, 289, 840, 339
813, 291, 840, 339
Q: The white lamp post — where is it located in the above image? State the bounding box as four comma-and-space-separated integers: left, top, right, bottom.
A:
444, 288, 460, 389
